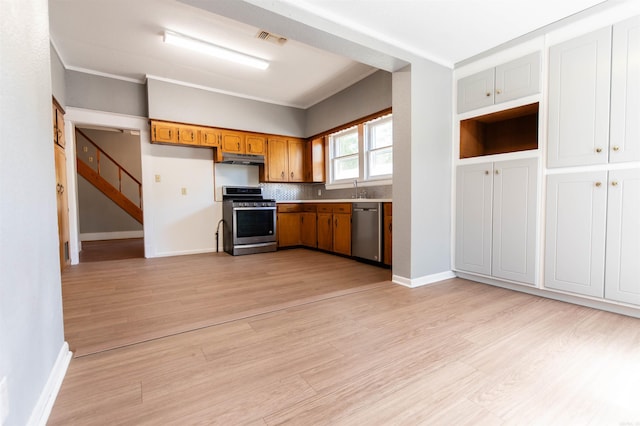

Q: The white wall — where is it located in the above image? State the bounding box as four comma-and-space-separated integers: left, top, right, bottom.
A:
0, 0, 68, 424
147, 78, 306, 137
144, 143, 217, 257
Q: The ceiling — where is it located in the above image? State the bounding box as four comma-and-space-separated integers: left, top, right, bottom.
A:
49, 0, 611, 109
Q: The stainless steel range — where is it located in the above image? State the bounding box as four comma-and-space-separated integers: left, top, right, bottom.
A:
222, 186, 277, 256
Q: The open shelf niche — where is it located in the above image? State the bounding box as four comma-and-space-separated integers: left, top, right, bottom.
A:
459, 102, 539, 159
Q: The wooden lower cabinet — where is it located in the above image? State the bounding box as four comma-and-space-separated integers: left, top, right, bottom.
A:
316, 212, 333, 251
275, 203, 366, 258
277, 212, 301, 247
383, 203, 392, 265
333, 213, 351, 256
300, 211, 317, 248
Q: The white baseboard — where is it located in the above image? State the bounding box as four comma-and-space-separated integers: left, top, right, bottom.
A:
392, 270, 456, 288
27, 342, 72, 426
80, 231, 144, 241
152, 247, 217, 258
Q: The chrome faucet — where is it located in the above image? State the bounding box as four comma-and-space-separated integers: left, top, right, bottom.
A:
353, 179, 358, 199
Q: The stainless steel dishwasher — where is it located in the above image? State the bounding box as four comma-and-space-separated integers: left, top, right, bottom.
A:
351, 202, 383, 262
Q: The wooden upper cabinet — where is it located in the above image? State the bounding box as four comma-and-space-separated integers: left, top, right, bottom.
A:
177, 125, 200, 146
246, 134, 266, 155
200, 127, 221, 147
287, 138, 305, 182
308, 137, 325, 183
221, 130, 245, 153
152, 121, 179, 143
266, 137, 288, 182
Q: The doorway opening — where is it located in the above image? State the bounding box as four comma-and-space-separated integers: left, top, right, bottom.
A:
74, 125, 144, 263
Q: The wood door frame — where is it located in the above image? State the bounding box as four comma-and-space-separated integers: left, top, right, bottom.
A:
62, 108, 150, 264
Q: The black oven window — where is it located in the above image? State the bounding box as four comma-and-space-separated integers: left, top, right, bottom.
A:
236, 210, 275, 238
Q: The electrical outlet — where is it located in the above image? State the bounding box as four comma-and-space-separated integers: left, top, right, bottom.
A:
155, 174, 161, 183
318, 189, 322, 196
0, 376, 9, 425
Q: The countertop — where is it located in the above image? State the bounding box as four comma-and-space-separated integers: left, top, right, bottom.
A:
276, 199, 392, 203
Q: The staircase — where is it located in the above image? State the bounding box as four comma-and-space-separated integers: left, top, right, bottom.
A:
76, 129, 143, 224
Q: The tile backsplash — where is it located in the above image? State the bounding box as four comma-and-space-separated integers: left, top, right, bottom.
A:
260, 182, 392, 201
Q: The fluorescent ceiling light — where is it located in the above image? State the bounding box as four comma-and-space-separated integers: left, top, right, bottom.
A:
163, 31, 269, 70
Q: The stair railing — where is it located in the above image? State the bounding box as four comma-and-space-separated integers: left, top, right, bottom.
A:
75, 128, 143, 209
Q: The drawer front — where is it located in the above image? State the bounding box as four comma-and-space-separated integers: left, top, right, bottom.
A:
277, 204, 301, 213
317, 205, 333, 213
302, 204, 317, 212
333, 204, 352, 213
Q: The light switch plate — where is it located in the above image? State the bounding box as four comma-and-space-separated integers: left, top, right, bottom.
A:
181, 187, 187, 195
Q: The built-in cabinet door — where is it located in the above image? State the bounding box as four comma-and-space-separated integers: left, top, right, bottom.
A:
457, 68, 495, 113
494, 52, 541, 105
455, 163, 493, 275
200, 127, 220, 147
604, 169, 640, 305
277, 213, 301, 247
317, 212, 333, 251
300, 212, 317, 248
383, 203, 392, 266
246, 134, 266, 155
54, 144, 70, 270
267, 137, 288, 182
152, 122, 179, 143
492, 158, 538, 284
177, 125, 199, 145
610, 16, 640, 164
547, 26, 612, 168
333, 213, 351, 256
287, 139, 305, 182
545, 171, 607, 297
221, 131, 245, 153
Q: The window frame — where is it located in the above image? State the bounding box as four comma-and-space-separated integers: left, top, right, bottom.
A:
325, 110, 393, 189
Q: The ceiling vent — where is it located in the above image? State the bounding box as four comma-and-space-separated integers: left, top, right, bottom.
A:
256, 30, 287, 45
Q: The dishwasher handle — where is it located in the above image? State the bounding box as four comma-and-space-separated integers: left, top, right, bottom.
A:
353, 208, 378, 212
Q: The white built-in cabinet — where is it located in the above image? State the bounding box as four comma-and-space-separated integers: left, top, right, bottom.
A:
548, 16, 640, 167
545, 169, 640, 303
457, 52, 541, 113
455, 158, 538, 285
544, 15, 640, 308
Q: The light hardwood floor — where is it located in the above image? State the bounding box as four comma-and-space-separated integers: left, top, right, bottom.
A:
51, 250, 640, 425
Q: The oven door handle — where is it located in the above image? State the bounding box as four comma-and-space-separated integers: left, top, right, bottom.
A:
233, 206, 276, 211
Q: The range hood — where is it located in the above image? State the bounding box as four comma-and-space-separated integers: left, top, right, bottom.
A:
217, 152, 265, 165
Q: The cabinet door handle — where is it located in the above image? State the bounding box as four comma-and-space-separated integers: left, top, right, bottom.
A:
248, 144, 251, 152
611, 181, 618, 187
596, 147, 602, 153
388, 223, 392, 232
237, 142, 240, 150
495, 170, 500, 175
281, 171, 285, 178
485, 92, 491, 97
291, 172, 294, 178
595, 182, 602, 187
203, 134, 207, 143
496, 89, 502, 94
484, 170, 489, 175
612, 146, 620, 152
